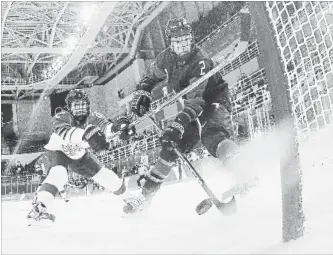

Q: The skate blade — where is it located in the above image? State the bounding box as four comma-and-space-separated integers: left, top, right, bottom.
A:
219, 196, 237, 216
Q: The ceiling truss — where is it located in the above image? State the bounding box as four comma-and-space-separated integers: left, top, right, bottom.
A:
1, 1, 166, 100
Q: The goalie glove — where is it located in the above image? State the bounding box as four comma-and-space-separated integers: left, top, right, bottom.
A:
131, 90, 152, 117
83, 124, 109, 152
111, 116, 135, 140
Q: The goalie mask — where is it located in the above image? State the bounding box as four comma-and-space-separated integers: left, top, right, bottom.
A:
65, 89, 90, 121
165, 17, 193, 60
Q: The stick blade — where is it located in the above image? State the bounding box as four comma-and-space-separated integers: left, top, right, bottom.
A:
196, 196, 237, 216
218, 196, 237, 216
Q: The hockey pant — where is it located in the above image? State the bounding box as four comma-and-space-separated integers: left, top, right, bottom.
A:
36, 150, 123, 211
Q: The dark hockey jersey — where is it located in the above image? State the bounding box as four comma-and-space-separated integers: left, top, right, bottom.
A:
137, 47, 231, 123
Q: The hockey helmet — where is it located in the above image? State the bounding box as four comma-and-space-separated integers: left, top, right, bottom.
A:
65, 89, 90, 120
165, 17, 193, 58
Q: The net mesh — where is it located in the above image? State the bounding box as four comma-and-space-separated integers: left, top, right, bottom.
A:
265, 1, 333, 140
230, 67, 273, 139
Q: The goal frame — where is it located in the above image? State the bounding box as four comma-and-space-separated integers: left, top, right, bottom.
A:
248, 2, 305, 242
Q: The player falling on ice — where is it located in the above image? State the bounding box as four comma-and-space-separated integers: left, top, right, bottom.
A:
27, 89, 131, 224
123, 17, 240, 214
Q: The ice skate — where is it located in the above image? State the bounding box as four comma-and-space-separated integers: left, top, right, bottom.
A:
123, 193, 153, 214
27, 202, 56, 227
123, 177, 160, 215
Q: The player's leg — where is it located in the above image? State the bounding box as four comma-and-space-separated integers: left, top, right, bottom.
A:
70, 151, 125, 195
201, 105, 259, 201
27, 150, 70, 223
201, 104, 239, 163
123, 121, 201, 214
123, 149, 177, 214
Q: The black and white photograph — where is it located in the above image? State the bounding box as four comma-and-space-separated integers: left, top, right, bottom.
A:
1, 1, 333, 253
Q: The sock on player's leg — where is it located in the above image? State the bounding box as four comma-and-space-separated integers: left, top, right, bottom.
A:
92, 167, 126, 195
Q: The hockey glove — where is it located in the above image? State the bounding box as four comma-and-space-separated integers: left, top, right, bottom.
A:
131, 90, 152, 117
83, 124, 109, 152
111, 116, 135, 140
160, 121, 185, 152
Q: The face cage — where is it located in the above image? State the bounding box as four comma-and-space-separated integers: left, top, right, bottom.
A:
70, 100, 89, 118
170, 34, 193, 57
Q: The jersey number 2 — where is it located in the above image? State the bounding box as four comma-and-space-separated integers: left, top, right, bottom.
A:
199, 61, 206, 76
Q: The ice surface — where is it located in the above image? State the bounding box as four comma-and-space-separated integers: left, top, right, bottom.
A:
2, 171, 333, 254
2, 126, 333, 254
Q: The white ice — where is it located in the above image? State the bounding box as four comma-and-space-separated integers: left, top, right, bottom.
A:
2, 172, 333, 254
2, 126, 333, 254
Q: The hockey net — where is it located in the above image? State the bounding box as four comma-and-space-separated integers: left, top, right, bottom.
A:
266, 2, 333, 135
265, 2, 333, 166
230, 67, 273, 139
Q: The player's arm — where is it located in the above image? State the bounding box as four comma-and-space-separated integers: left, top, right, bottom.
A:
90, 112, 133, 141
89, 112, 112, 137
131, 53, 167, 117
137, 53, 167, 92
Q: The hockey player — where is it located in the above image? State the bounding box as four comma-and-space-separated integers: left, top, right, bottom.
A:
27, 89, 132, 223
123, 17, 239, 214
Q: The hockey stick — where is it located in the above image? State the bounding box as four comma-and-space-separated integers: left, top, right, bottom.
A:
148, 115, 236, 216
106, 50, 239, 142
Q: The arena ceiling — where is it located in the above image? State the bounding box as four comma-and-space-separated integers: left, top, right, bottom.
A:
1, 1, 169, 100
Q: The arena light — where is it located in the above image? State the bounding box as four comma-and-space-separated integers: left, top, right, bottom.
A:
52, 57, 63, 69
62, 36, 79, 55
39, 3, 97, 81
79, 3, 98, 24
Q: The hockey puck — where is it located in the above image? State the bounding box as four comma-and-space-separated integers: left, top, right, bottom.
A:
195, 198, 213, 215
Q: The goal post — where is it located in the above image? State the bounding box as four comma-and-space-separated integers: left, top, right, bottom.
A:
248, 2, 305, 242
248, 1, 333, 242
